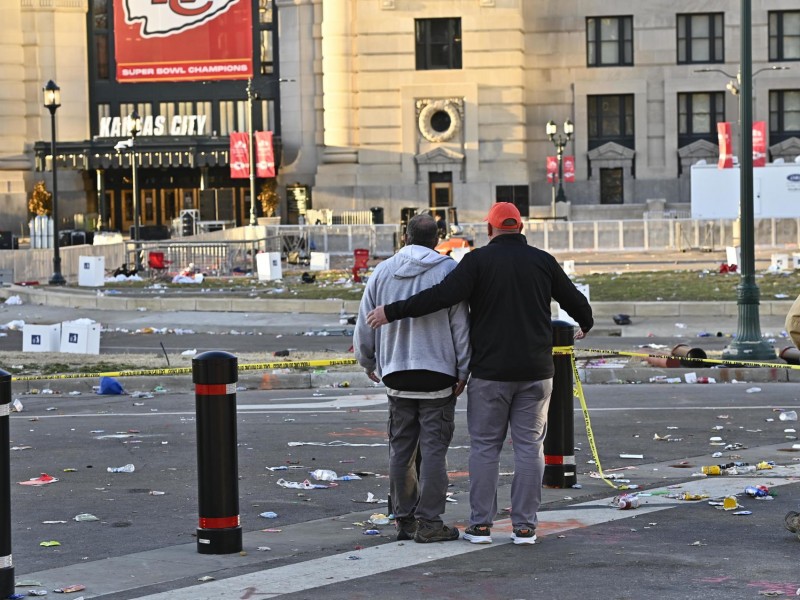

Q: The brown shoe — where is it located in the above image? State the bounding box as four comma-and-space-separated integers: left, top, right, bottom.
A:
413, 520, 460, 543
396, 517, 417, 541
785, 511, 800, 536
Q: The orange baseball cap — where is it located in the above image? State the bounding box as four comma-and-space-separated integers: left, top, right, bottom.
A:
484, 202, 522, 230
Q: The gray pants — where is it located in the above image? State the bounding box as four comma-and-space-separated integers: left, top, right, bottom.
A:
466, 377, 553, 529
387, 394, 456, 523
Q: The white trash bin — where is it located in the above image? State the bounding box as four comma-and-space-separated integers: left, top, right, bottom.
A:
22, 324, 61, 353
256, 252, 282, 281
78, 255, 105, 287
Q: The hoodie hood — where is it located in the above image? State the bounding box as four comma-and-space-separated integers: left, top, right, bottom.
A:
393, 245, 451, 279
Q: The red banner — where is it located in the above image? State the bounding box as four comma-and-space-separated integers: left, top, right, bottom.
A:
717, 122, 733, 169
229, 132, 250, 179
546, 156, 575, 182
114, 0, 253, 83
255, 131, 275, 178
546, 156, 558, 183
563, 155, 575, 182
753, 121, 767, 167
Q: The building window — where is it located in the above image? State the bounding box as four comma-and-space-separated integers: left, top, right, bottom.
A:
92, 0, 110, 80
769, 89, 800, 145
260, 31, 274, 75
496, 185, 530, 217
586, 16, 633, 67
677, 13, 724, 64
587, 94, 634, 150
678, 92, 725, 147
769, 11, 800, 62
259, 0, 274, 75
415, 18, 462, 71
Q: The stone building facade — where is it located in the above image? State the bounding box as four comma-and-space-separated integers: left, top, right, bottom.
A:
1, 0, 799, 232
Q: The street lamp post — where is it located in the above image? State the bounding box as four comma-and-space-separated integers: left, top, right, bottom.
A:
721, 1, 775, 362
546, 119, 574, 212
129, 111, 143, 271
246, 78, 257, 227
43, 80, 65, 285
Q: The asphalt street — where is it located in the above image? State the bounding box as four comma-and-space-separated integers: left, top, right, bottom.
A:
7, 381, 800, 599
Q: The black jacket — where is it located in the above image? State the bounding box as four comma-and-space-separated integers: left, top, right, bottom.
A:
384, 234, 593, 381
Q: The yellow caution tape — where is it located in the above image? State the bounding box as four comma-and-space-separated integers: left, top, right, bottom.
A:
577, 347, 800, 370
554, 345, 618, 490
10, 358, 359, 382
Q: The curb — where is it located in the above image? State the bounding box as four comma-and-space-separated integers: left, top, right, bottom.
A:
1, 284, 793, 319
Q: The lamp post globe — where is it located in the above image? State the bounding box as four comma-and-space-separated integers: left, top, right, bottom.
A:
43, 80, 65, 285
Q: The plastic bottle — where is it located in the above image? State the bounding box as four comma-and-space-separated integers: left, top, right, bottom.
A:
779, 410, 798, 421
309, 469, 338, 481
616, 495, 640, 509
107, 464, 135, 473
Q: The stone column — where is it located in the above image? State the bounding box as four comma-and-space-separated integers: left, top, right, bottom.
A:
0, 1, 30, 234
320, 0, 356, 164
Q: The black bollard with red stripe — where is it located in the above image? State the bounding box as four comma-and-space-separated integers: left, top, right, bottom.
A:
193, 351, 242, 554
0, 369, 14, 597
543, 320, 577, 488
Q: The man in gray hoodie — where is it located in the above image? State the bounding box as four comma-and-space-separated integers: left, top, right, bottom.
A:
354, 213, 470, 543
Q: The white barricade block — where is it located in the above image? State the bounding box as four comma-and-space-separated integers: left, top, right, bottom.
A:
60, 322, 101, 355
22, 324, 61, 353
78, 255, 105, 287
310, 252, 331, 271
256, 252, 283, 281
771, 253, 790, 271
792, 253, 800, 270
557, 283, 590, 327
726, 246, 740, 268
563, 260, 576, 275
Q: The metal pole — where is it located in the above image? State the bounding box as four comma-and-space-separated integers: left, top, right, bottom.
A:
722, 0, 775, 361
132, 140, 142, 272
247, 79, 257, 226
556, 142, 566, 203
48, 109, 65, 285
193, 351, 242, 554
96, 169, 105, 232
543, 320, 576, 488
0, 369, 14, 597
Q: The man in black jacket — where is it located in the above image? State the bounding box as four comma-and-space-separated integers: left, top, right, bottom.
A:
366, 202, 593, 546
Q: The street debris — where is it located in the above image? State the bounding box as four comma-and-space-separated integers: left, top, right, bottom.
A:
18, 474, 58, 486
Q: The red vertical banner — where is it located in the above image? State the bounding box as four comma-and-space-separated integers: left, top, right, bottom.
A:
113, 0, 253, 83
255, 131, 275, 177
563, 155, 575, 182
717, 122, 733, 169
229, 132, 250, 179
752, 121, 767, 167
546, 156, 558, 183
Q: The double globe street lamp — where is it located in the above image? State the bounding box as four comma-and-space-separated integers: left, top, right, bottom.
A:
546, 119, 574, 207
43, 80, 65, 285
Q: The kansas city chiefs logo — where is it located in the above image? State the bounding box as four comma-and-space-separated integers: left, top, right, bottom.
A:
124, 0, 240, 38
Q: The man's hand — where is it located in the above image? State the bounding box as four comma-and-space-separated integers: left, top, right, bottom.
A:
366, 371, 381, 384
453, 379, 467, 398
574, 329, 587, 340
366, 306, 389, 329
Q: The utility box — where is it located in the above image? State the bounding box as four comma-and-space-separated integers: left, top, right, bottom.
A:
78, 255, 105, 287
256, 252, 282, 281
309, 252, 330, 271
60, 321, 101, 355
23, 324, 61, 353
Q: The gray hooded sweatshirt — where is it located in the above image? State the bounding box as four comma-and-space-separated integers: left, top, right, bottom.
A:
354, 245, 470, 386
